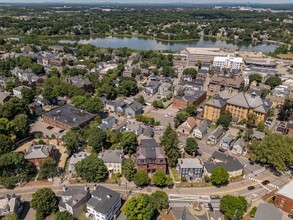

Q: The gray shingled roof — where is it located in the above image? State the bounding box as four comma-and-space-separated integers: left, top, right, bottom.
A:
24, 144, 54, 160
254, 204, 282, 220
59, 187, 91, 209
100, 150, 123, 163
178, 158, 203, 169
205, 97, 226, 108
86, 185, 120, 215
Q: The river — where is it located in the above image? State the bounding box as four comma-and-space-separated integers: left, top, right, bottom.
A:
59, 36, 277, 52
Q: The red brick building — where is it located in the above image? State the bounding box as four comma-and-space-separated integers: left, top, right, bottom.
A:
274, 180, 293, 213
173, 90, 206, 110
136, 139, 167, 174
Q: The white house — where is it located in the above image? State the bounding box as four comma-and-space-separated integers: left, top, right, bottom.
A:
86, 185, 121, 220
192, 120, 209, 139
231, 138, 246, 154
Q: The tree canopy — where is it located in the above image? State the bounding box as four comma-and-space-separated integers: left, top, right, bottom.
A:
75, 154, 109, 182
185, 137, 198, 155
123, 194, 156, 220
220, 195, 248, 220
249, 73, 262, 83
54, 211, 74, 220
152, 171, 172, 187
150, 190, 169, 210
250, 133, 293, 170
133, 170, 149, 186
160, 124, 180, 167
216, 110, 232, 130
265, 76, 282, 88
38, 158, 57, 180
122, 158, 137, 181
183, 68, 197, 78
211, 167, 229, 185
31, 188, 58, 216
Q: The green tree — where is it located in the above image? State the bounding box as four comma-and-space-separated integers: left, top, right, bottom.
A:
174, 111, 189, 128
120, 132, 138, 155
62, 130, 79, 156
150, 190, 169, 210
183, 68, 197, 78
31, 188, 58, 216
123, 194, 156, 220
211, 167, 229, 185
243, 129, 253, 142
152, 171, 168, 187
260, 88, 271, 98
220, 195, 248, 220
75, 154, 108, 182
250, 133, 293, 170
137, 95, 145, 105
216, 110, 232, 130
0, 152, 32, 188
54, 211, 74, 220
160, 124, 180, 167
256, 122, 265, 132
122, 158, 137, 181
246, 113, 257, 129
265, 76, 282, 88
85, 127, 107, 153
249, 73, 262, 83
0, 134, 15, 154
32, 63, 45, 75
38, 158, 57, 180
10, 114, 29, 138
3, 213, 19, 220
184, 105, 196, 116
133, 170, 149, 186
185, 137, 198, 155
21, 87, 36, 104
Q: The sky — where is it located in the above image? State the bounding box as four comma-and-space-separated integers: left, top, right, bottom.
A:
0, 0, 292, 4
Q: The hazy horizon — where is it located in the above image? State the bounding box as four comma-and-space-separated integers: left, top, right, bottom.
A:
0, 0, 293, 4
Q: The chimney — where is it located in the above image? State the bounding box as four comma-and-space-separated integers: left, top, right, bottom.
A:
107, 194, 111, 199
181, 159, 183, 164
63, 185, 67, 191
192, 152, 195, 158
85, 185, 89, 191
94, 184, 98, 190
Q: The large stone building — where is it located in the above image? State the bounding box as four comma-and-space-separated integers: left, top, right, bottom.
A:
135, 139, 167, 174
42, 104, 96, 130
208, 75, 244, 96
204, 91, 271, 123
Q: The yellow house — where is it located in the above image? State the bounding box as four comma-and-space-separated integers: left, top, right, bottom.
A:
204, 98, 226, 122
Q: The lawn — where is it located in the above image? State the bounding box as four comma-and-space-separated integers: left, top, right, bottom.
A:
171, 168, 181, 182
277, 53, 293, 60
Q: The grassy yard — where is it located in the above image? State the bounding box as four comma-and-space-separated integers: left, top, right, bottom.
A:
171, 168, 181, 182
277, 53, 293, 60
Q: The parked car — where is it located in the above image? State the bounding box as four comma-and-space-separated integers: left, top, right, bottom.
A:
288, 214, 293, 219
210, 195, 221, 200
261, 180, 270, 185
46, 126, 54, 130
208, 203, 214, 211
247, 186, 256, 190
59, 129, 65, 133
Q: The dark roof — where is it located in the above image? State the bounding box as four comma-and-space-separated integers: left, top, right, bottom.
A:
143, 126, 154, 137
205, 151, 243, 173
127, 101, 143, 112
59, 187, 90, 209
140, 139, 158, 159
43, 104, 96, 127
210, 125, 225, 139
101, 150, 123, 163
86, 186, 120, 215
254, 204, 282, 220
175, 90, 206, 103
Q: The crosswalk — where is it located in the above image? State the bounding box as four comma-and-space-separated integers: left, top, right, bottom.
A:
248, 177, 279, 189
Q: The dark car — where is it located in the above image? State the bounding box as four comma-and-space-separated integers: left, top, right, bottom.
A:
210, 195, 221, 200
261, 180, 270, 185
247, 186, 256, 190
47, 126, 54, 130
288, 214, 293, 219
208, 203, 214, 211
59, 129, 65, 133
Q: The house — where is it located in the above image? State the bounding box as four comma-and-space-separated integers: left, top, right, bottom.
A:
86, 185, 121, 220
116, 102, 128, 115
42, 104, 96, 130
0, 194, 23, 217
59, 186, 91, 218
65, 76, 93, 93
231, 138, 246, 154
144, 81, 161, 95
203, 95, 227, 122
142, 126, 154, 138
125, 123, 143, 135
207, 125, 226, 145
177, 158, 204, 182
192, 120, 209, 139
98, 116, 117, 131
105, 99, 124, 112
266, 95, 285, 108
251, 130, 266, 141
254, 203, 282, 220
12, 85, 29, 98
29, 102, 44, 116
208, 75, 244, 96
274, 180, 293, 213
24, 144, 57, 167
173, 90, 207, 110
0, 92, 11, 104
177, 117, 197, 136
204, 151, 244, 178
68, 151, 91, 175
100, 150, 124, 174
124, 102, 143, 118
136, 139, 167, 174
219, 133, 235, 151
159, 82, 172, 95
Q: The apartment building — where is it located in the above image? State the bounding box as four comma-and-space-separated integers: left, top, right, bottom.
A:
213, 56, 243, 70
208, 75, 244, 96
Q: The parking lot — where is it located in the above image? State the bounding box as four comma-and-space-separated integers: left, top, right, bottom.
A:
148, 105, 179, 127
30, 117, 64, 138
